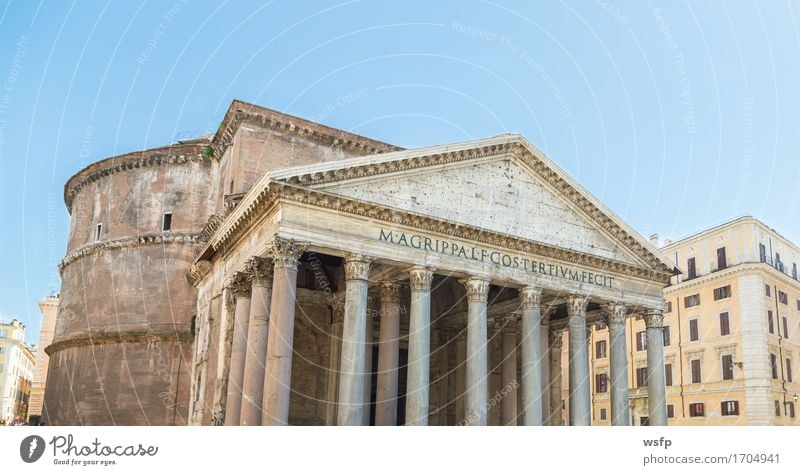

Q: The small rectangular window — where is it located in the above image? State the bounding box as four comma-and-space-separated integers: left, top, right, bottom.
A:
665, 363, 673, 386
721, 400, 739, 416
766, 284, 771, 297
768, 311, 774, 334
689, 402, 704, 417
775, 400, 781, 417
95, 223, 102, 242
722, 355, 734, 380
713, 285, 731, 300
783, 317, 789, 339
636, 331, 647, 351
691, 359, 702, 383
687, 257, 697, 279
771, 353, 779, 379
665, 301, 672, 313
663, 326, 671, 346
162, 212, 172, 232
788, 402, 796, 418
787, 359, 793, 383
595, 340, 607, 359
759, 243, 767, 262
684, 294, 700, 308
666, 404, 675, 418
596, 373, 608, 393
600, 408, 607, 421
689, 319, 699, 341
778, 291, 788, 305
717, 247, 727, 270
720, 312, 730, 336
636, 367, 648, 388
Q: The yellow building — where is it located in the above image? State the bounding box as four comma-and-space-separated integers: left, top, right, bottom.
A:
576, 216, 800, 425
0, 319, 36, 424
28, 295, 59, 424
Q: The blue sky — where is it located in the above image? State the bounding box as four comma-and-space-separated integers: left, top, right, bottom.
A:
1, 0, 798, 341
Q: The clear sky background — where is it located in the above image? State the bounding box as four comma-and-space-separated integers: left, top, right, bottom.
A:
0, 0, 798, 342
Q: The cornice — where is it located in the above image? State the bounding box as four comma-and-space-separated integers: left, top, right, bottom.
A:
46, 329, 193, 355
59, 233, 206, 275
665, 261, 800, 294
64, 143, 210, 213
273, 139, 672, 274
210, 100, 401, 161
209, 181, 671, 283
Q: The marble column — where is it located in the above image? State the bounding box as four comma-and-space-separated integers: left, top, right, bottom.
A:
455, 330, 467, 423
463, 277, 490, 426
406, 266, 434, 426
548, 329, 563, 426
645, 308, 667, 426
375, 283, 402, 426
519, 286, 543, 426
539, 308, 551, 425
324, 296, 345, 425
567, 295, 591, 426
435, 330, 449, 426
240, 257, 273, 426
262, 238, 307, 426
362, 300, 375, 426
500, 314, 519, 426
337, 253, 373, 425
224, 272, 251, 426
606, 303, 630, 426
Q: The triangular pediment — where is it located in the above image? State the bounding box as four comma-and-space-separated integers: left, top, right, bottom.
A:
262, 136, 674, 273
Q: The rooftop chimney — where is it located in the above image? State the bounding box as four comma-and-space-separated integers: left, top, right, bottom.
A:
649, 233, 659, 248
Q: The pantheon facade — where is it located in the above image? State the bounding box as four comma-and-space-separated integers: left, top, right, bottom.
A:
46, 100, 675, 426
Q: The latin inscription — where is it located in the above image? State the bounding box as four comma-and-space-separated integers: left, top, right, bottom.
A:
379, 228, 615, 288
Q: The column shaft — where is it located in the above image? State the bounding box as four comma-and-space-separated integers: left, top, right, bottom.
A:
375, 283, 402, 426
240, 257, 272, 426
324, 297, 345, 425
548, 330, 563, 425
262, 238, 307, 426
361, 310, 374, 425
500, 320, 518, 425
224, 273, 251, 426
607, 304, 630, 426
519, 286, 543, 426
405, 266, 434, 425
646, 310, 667, 426
463, 277, 490, 426
567, 295, 591, 426
540, 316, 551, 425
337, 254, 372, 425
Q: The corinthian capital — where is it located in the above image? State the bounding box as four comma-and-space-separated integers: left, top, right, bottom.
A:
518, 286, 542, 310
461, 276, 490, 302
604, 303, 627, 326
549, 329, 563, 349
344, 253, 373, 281
644, 310, 664, 329
268, 236, 309, 270
225, 271, 252, 298
380, 282, 404, 304
408, 266, 435, 292
245, 256, 273, 287
566, 295, 589, 316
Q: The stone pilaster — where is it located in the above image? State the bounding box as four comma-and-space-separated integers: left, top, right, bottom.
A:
548, 329, 564, 426
462, 277, 490, 425
406, 266, 435, 425
645, 307, 667, 426
567, 295, 590, 426
337, 253, 373, 425
519, 286, 543, 426
606, 303, 630, 426
262, 237, 308, 425
224, 272, 252, 426
240, 256, 273, 426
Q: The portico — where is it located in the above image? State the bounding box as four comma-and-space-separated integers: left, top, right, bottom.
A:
187, 135, 674, 426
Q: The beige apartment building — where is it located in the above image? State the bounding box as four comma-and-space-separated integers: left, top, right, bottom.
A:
28, 295, 59, 424
574, 216, 800, 426
0, 319, 35, 424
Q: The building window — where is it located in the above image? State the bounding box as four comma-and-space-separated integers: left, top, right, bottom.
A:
95, 223, 102, 242
775, 400, 781, 417
596, 373, 608, 393
788, 402, 796, 418
636, 367, 648, 388
665, 363, 673, 386
797, 299, 800, 311
771, 353, 779, 379
689, 319, 699, 341
666, 404, 675, 418
600, 408, 607, 421
595, 322, 605, 331
687, 257, 696, 279
689, 402, 705, 417
713, 285, 731, 300
793, 263, 798, 280
691, 359, 702, 383
722, 355, 734, 381
636, 331, 647, 351
684, 294, 700, 308
663, 326, 671, 346
776, 253, 784, 272
595, 340, 607, 359
787, 359, 793, 383
717, 247, 727, 270
721, 400, 739, 416
719, 312, 730, 336
162, 212, 172, 232
665, 301, 672, 313
759, 243, 767, 262
765, 284, 771, 297
768, 311, 774, 334
779, 291, 788, 305
783, 317, 789, 339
